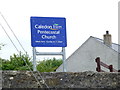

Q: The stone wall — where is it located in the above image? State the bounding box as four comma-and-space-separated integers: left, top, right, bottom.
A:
2, 71, 120, 89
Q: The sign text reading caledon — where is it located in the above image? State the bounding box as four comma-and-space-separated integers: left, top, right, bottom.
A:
30, 17, 67, 47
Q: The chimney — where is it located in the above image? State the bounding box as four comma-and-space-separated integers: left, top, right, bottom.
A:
103, 31, 112, 47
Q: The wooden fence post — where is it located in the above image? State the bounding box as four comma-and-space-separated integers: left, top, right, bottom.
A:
109, 65, 113, 72
95, 57, 101, 72
95, 57, 118, 72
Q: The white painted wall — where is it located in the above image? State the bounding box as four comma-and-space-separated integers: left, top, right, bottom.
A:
56, 36, 119, 72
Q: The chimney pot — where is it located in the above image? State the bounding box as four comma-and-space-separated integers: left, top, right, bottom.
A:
106, 31, 109, 34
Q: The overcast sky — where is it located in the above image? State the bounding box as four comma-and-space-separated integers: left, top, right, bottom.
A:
0, 0, 119, 60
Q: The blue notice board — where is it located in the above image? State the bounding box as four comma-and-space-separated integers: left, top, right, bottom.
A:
30, 17, 67, 47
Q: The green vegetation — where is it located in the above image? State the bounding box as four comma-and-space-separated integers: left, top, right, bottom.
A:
0, 43, 62, 72
0, 53, 62, 72
0, 53, 33, 70
37, 58, 62, 72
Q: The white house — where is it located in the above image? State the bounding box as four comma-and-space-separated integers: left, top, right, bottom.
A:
56, 31, 120, 72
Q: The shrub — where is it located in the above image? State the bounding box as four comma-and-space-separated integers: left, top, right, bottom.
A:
37, 58, 62, 72
1, 52, 33, 70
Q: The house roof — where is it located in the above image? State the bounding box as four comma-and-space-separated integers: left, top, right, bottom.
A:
92, 36, 120, 54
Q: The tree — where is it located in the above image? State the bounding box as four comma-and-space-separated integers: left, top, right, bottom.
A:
1, 52, 33, 70
0, 53, 62, 72
0, 43, 5, 70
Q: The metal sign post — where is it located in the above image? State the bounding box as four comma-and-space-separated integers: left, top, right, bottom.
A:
62, 47, 66, 72
33, 47, 36, 71
31, 17, 67, 72
34, 47, 67, 72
